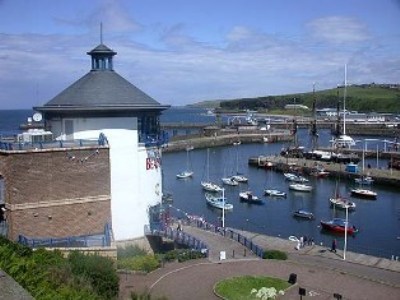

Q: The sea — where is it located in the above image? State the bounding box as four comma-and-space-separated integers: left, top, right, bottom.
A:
0, 107, 399, 259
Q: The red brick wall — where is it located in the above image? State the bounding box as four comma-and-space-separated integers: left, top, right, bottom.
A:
0, 147, 111, 241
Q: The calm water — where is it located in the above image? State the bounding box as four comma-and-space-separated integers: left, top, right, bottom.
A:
1, 108, 399, 258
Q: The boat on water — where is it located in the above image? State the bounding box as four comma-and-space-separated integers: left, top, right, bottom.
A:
176, 170, 194, 179
231, 174, 248, 183
264, 189, 286, 197
205, 193, 233, 210
221, 176, 239, 186
293, 209, 314, 220
176, 146, 194, 179
354, 176, 374, 185
350, 188, 377, 199
289, 183, 313, 192
320, 218, 358, 235
201, 149, 223, 192
239, 191, 262, 204
283, 173, 309, 183
329, 197, 356, 210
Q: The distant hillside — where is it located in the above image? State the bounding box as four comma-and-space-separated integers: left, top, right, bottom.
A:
192, 84, 400, 113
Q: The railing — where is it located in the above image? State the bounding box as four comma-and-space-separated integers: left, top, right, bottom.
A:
187, 218, 265, 258
0, 135, 108, 151
144, 224, 208, 256
139, 131, 169, 147
18, 223, 113, 248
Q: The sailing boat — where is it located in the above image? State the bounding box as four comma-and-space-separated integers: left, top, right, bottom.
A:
221, 148, 239, 186
230, 143, 248, 183
201, 149, 223, 192
329, 173, 356, 210
330, 64, 356, 149
176, 146, 194, 179
264, 168, 286, 197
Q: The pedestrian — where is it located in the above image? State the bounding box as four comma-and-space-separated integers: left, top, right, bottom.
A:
331, 239, 337, 253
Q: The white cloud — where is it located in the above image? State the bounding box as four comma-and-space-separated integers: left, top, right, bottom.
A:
307, 16, 371, 44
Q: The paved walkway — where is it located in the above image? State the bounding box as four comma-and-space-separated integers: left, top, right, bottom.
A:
118, 226, 400, 300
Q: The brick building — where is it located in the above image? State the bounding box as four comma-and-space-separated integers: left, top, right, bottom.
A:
0, 41, 169, 246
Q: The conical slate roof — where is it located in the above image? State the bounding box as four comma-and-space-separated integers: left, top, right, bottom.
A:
35, 43, 169, 113
42, 70, 162, 109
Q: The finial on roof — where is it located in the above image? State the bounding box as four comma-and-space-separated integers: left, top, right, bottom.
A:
100, 22, 103, 44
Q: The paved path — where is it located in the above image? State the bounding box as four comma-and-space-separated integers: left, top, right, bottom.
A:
118, 226, 400, 300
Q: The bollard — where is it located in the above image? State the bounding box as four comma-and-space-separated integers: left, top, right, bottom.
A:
244, 248, 247, 257
232, 250, 235, 258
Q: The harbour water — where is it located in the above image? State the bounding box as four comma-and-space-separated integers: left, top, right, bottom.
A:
1, 108, 399, 258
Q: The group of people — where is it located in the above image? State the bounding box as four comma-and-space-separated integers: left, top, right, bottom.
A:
296, 235, 314, 250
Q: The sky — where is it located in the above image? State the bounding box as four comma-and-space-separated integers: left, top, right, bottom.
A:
0, 0, 399, 109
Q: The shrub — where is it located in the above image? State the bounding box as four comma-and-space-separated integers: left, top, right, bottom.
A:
262, 250, 287, 260
117, 255, 160, 273
68, 251, 119, 299
117, 245, 148, 259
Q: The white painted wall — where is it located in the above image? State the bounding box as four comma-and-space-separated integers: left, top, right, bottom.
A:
50, 117, 162, 240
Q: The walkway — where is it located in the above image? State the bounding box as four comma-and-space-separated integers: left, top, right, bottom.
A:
118, 225, 400, 300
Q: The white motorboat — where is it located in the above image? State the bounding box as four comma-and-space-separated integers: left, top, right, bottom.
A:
354, 176, 374, 185
293, 209, 314, 220
350, 188, 377, 199
264, 189, 287, 197
205, 193, 233, 210
221, 176, 239, 186
176, 170, 194, 179
289, 183, 313, 192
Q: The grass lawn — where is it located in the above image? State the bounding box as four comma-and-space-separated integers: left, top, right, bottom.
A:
214, 275, 292, 300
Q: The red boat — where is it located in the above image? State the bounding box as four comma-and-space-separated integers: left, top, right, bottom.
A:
320, 218, 358, 235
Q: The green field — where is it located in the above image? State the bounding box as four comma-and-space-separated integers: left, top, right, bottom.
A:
192, 84, 400, 113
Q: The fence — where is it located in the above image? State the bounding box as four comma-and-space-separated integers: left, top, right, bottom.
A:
18, 223, 113, 249
144, 224, 208, 256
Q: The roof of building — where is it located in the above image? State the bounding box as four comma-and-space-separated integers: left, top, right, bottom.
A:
38, 70, 166, 109
35, 43, 169, 113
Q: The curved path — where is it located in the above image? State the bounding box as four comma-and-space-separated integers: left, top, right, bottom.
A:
118, 226, 400, 300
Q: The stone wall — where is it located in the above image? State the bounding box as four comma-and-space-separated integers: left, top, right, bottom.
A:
0, 147, 111, 241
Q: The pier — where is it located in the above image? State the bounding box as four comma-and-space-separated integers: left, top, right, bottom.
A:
249, 155, 400, 187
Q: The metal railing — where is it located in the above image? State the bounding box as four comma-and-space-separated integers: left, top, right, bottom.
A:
144, 224, 208, 255
18, 223, 113, 248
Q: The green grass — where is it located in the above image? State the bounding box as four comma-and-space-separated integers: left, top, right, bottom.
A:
214, 275, 291, 300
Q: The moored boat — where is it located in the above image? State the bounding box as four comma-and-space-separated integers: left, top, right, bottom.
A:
289, 183, 313, 192
231, 174, 248, 183
350, 188, 377, 199
176, 170, 194, 179
354, 176, 374, 185
329, 197, 356, 210
201, 181, 223, 192
293, 209, 314, 220
205, 193, 233, 210
320, 218, 358, 234
239, 191, 262, 204
264, 189, 286, 197
221, 176, 239, 186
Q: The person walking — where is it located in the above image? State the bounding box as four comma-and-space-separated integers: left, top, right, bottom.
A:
331, 239, 337, 253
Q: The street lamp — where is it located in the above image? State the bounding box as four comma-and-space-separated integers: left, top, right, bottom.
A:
343, 204, 349, 260
222, 188, 225, 228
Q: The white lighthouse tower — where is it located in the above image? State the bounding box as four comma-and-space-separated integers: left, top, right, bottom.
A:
34, 42, 169, 240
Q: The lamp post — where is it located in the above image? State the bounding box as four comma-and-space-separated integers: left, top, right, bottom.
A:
343, 204, 349, 260
222, 188, 225, 228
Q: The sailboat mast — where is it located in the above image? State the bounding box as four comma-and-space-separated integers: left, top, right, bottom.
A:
311, 82, 318, 150
343, 64, 347, 135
